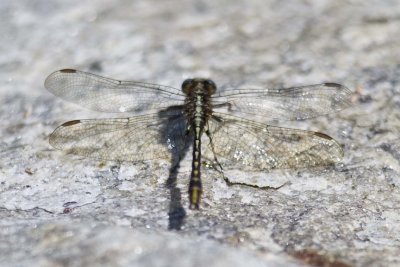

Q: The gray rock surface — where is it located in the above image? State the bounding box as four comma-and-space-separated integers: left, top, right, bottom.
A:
1, 0, 400, 266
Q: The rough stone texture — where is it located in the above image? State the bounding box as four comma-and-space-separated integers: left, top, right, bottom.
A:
1, 1, 400, 266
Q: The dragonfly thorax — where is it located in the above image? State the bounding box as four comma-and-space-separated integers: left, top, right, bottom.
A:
181, 78, 215, 131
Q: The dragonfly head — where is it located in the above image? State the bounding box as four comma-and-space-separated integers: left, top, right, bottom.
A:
181, 78, 217, 95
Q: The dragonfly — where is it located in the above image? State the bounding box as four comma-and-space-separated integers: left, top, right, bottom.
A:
45, 69, 352, 209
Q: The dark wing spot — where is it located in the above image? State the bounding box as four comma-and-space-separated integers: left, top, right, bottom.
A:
313, 132, 333, 140
60, 69, 77, 73
324, 82, 341, 88
61, 120, 81, 127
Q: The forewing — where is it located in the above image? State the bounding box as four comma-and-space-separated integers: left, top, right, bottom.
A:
213, 83, 352, 121
203, 114, 343, 171
45, 69, 185, 113
49, 114, 187, 162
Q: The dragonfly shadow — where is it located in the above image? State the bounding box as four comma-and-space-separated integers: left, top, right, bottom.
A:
158, 106, 191, 230
165, 161, 186, 230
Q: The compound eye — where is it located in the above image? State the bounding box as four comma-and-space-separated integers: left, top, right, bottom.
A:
205, 79, 215, 87
205, 79, 217, 94
181, 79, 193, 93
181, 79, 193, 89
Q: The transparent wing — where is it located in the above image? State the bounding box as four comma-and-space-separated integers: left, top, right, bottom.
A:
212, 83, 352, 121
202, 113, 343, 171
49, 113, 188, 162
45, 69, 185, 113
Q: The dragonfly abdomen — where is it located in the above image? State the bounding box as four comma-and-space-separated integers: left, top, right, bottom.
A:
188, 94, 208, 209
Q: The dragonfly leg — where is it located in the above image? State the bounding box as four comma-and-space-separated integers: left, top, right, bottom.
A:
212, 102, 232, 111
205, 128, 223, 172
